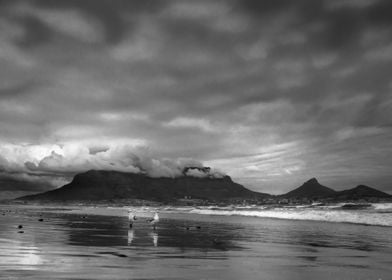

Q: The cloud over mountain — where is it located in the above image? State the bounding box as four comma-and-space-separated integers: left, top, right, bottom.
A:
0, 0, 391, 194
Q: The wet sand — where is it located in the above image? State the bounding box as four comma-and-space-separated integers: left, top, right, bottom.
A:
1, 205, 391, 280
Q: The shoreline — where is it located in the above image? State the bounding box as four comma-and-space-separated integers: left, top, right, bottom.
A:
1, 204, 392, 280
2, 202, 392, 228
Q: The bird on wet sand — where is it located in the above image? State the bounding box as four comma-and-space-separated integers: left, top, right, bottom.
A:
147, 212, 159, 230
128, 211, 137, 228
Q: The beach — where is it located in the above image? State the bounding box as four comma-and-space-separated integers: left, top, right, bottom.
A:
0, 204, 391, 280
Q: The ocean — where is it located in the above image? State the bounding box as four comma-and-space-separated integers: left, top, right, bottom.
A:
0, 203, 391, 279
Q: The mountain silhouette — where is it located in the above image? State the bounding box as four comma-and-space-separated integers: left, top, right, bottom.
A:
18, 169, 268, 202
333, 185, 391, 200
282, 178, 336, 198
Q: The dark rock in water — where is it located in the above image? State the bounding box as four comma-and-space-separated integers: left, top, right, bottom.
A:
18, 230, 24, 233
282, 178, 336, 199
212, 238, 226, 247
17, 225, 23, 229
212, 238, 221, 244
341, 203, 372, 210
98, 251, 128, 258
196, 226, 201, 229
38, 218, 44, 222
17, 169, 268, 202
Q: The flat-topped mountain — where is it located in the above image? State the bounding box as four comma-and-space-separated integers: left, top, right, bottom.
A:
333, 185, 391, 200
282, 178, 336, 199
19, 169, 268, 202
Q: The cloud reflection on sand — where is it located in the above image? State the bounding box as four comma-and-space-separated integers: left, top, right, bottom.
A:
1, 205, 392, 280
0, 242, 43, 269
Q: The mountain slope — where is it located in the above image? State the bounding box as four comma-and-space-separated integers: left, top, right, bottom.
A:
19, 170, 269, 202
282, 178, 336, 198
333, 185, 391, 200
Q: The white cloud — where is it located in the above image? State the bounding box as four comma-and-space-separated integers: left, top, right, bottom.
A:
99, 111, 149, 122
0, 141, 223, 184
365, 43, 392, 61
164, 117, 216, 132
334, 126, 384, 141
163, 1, 229, 20
0, 19, 35, 68
311, 53, 338, 69
111, 19, 162, 62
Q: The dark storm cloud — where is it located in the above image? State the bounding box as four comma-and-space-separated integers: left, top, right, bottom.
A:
0, 81, 37, 96
0, 0, 391, 194
0, 172, 53, 192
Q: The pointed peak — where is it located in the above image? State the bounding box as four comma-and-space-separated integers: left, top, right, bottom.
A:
352, 185, 384, 192
305, 178, 319, 184
355, 184, 370, 189
283, 177, 335, 198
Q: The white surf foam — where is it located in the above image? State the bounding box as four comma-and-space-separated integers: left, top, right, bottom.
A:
189, 206, 392, 227
372, 203, 392, 211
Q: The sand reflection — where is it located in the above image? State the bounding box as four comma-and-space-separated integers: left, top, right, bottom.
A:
19, 247, 42, 266
150, 232, 158, 247
127, 229, 134, 245
128, 230, 159, 247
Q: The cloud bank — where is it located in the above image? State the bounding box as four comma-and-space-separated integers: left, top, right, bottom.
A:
0, 0, 392, 196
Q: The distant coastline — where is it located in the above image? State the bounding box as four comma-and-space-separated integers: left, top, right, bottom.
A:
10, 169, 391, 206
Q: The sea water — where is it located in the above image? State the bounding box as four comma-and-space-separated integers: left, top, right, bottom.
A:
1, 203, 391, 279
185, 203, 392, 227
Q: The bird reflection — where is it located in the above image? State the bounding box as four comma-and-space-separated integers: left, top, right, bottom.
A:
127, 229, 134, 246
150, 232, 158, 247
127, 230, 158, 247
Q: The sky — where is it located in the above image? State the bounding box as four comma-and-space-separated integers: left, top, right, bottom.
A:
0, 0, 392, 198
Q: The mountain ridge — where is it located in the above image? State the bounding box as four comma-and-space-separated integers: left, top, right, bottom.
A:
333, 184, 391, 200
15, 170, 391, 203
19, 169, 268, 202
281, 177, 336, 199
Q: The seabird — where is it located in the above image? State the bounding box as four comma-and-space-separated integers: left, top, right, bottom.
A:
147, 212, 159, 230
128, 211, 137, 228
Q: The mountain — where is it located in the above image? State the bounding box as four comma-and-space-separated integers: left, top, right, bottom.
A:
282, 178, 336, 199
18, 169, 269, 202
281, 179, 391, 201
333, 185, 391, 200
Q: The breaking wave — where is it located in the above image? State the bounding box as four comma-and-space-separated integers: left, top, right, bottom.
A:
188, 203, 392, 227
